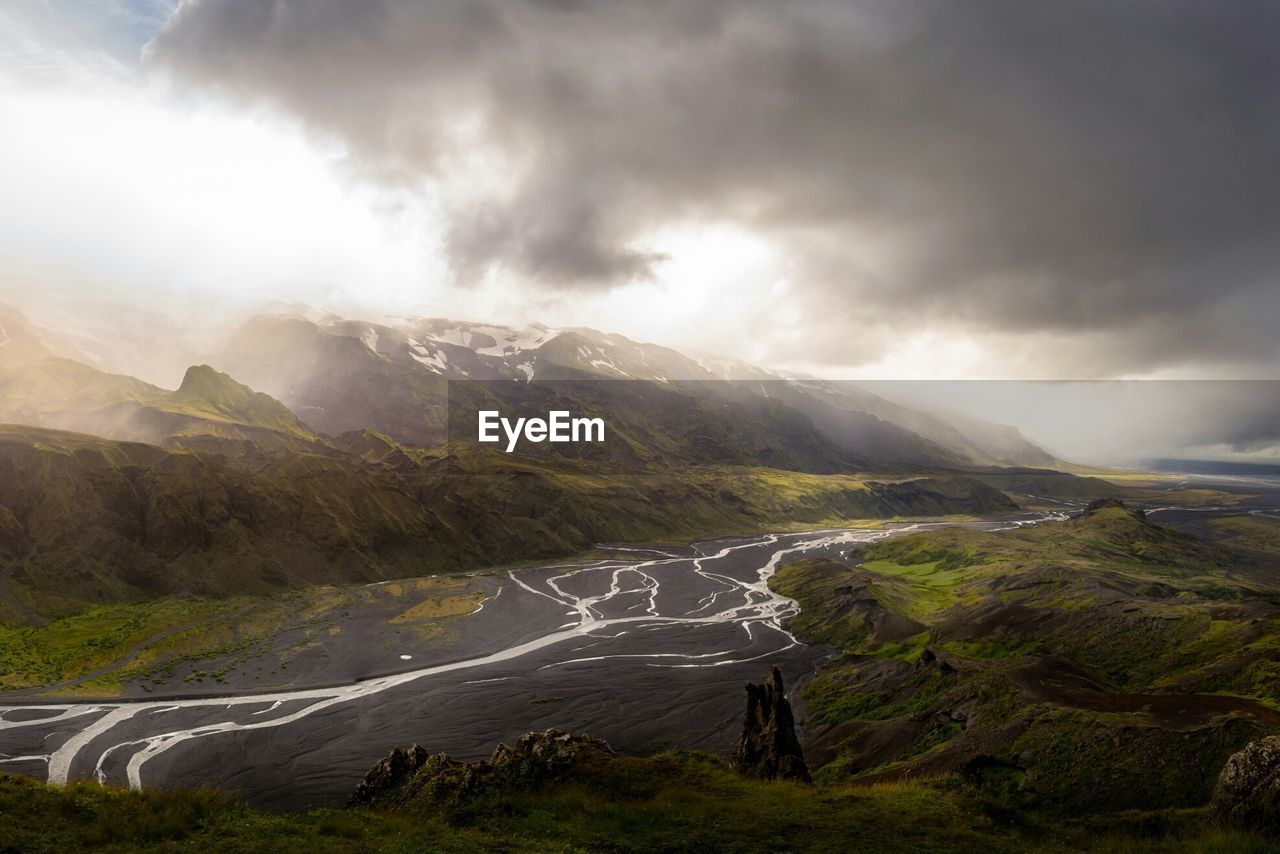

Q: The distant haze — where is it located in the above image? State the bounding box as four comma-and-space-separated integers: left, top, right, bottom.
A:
871, 381, 1280, 467
3, 292, 1278, 467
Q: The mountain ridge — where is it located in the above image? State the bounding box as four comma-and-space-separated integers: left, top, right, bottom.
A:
0, 422, 1019, 623
0, 301, 1060, 470
212, 312, 1060, 469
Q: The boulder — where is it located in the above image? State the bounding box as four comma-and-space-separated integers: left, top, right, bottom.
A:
1213, 735, 1280, 836
733, 666, 811, 783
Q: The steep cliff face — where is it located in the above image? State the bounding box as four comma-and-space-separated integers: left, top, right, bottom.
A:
733, 666, 811, 783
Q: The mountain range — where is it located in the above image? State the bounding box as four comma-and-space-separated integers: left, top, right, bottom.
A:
0, 302, 1076, 618
1, 303, 1061, 469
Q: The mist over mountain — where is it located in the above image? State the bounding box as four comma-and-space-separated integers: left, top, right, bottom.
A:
205, 311, 1059, 470
8, 296, 1280, 467
4, 299, 1046, 470
0, 298, 1069, 614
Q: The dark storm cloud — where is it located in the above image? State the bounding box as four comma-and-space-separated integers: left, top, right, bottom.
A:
149, 0, 1280, 372
1179, 382, 1280, 454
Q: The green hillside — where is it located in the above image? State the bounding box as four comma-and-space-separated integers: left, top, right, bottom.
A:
771, 502, 1280, 814
0, 354, 324, 456
155, 364, 317, 439
0, 424, 1017, 627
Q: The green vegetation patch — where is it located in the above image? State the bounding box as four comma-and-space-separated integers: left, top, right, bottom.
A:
0, 598, 247, 691
801, 658, 956, 726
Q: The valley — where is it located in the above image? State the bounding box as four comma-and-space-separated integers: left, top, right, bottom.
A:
3, 303, 1280, 849
0, 516, 1059, 809
3, 476, 1277, 821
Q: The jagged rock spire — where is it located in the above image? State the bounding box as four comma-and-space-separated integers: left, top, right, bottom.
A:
733, 665, 811, 783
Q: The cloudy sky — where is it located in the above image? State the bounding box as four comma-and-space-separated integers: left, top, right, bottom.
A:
2, 0, 1279, 382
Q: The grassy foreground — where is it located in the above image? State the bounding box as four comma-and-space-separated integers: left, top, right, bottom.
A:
0, 754, 1270, 853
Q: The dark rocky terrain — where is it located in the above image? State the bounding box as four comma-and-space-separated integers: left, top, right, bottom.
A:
349, 728, 616, 809
733, 665, 811, 783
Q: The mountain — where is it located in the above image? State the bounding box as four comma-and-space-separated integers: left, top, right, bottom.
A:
752, 381, 972, 467
0, 307, 161, 440
0, 356, 161, 425
913, 404, 1060, 468
217, 316, 450, 446
213, 313, 1060, 470
0, 307, 325, 456
3, 302, 1061, 469
123, 364, 322, 454
165, 364, 306, 433
0, 358, 323, 457
781, 380, 1060, 468
0, 303, 93, 368
0, 307, 1103, 622
217, 315, 868, 472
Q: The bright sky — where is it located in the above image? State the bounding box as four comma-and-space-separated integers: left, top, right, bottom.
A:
0, 5, 823, 372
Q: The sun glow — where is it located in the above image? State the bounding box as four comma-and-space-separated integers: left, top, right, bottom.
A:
0, 59, 451, 315
531, 222, 796, 364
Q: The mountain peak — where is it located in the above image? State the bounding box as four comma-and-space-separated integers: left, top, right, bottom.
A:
176, 363, 232, 395
166, 364, 313, 439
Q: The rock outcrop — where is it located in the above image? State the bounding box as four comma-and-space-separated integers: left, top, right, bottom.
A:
348, 743, 431, 807
733, 666, 811, 783
349, 729, 614, 808
1212, 735, 1280, 836
1083, 497, 1146, 520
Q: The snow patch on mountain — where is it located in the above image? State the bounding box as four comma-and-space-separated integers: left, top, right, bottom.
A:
428, 326, 473, 349
589, 359, 629, 376
424, 322, 559, 357
408, 339, 448, 372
